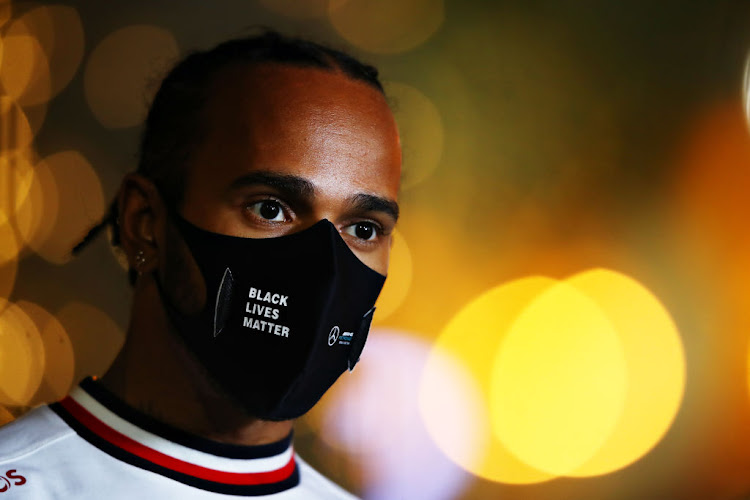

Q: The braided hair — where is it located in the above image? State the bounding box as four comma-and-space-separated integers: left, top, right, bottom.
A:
72, 30, 385, 283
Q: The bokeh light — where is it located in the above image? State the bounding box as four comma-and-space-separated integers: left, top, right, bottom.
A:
0, 219, 18, 267
0, 299, 45, 406
328, 0, 443, 54
565, 269, 685, 477
0, 148, 36, 227
490, 280, 627, 476
422, 270, 685, 483
384, 81, 444, 189
14, 149, 54, 259
421, 276, 559, 484
313, 329, 472, 500
55, 301, 124, 383
0, 30, 51, 106
0, 0, 11, 29
0, 95, 36, 152
388, 208, 491, 338
2, 5, 84, 102
16, 300, 74, 405
418, 342, 490, 479
669, 102, 750, 493
21, 150, 105, 265
84, 25, 179, 128
0, 224, 18, 299
373, 229, 412, 323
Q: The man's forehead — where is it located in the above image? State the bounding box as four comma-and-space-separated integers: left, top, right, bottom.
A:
185, 62, 401, 205
208, 62, 391, 116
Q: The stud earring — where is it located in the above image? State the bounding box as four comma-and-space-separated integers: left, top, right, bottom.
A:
134, 250, 147, 271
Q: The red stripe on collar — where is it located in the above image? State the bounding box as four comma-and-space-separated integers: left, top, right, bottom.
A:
58, 396, 296, 486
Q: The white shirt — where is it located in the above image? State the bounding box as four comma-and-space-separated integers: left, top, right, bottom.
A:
0, 379, 357, 499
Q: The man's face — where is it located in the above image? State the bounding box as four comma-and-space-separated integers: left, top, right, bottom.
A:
176, 63, 401, 277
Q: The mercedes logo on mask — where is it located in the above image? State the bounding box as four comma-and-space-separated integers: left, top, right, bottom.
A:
328, 326, 340, 346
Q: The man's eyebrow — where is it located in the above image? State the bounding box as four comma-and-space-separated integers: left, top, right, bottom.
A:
227, 171, 315, 198
349, 193, 400, 222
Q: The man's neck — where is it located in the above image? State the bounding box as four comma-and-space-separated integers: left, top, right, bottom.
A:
99, 274, 293, 446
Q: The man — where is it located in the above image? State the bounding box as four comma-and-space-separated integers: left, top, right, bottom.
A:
0, 31, 401, 498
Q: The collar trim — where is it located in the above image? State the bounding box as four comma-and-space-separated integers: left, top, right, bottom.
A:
50, 380, 299, 496
77, 377, 290, 459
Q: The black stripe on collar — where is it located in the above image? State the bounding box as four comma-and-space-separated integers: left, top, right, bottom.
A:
50, 401, 300, 497
78, 377, 291, 459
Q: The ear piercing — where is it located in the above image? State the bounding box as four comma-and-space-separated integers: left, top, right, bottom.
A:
134, 250, 147, 270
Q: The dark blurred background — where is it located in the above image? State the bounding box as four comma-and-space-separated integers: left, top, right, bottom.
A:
3, 1, 750, 498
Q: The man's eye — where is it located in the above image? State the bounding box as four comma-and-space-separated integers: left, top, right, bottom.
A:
344, 222, 378, 242
248, 200, 285, 222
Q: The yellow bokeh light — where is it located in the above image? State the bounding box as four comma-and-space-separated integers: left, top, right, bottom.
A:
0, 148, 36, 226
17, 300, 74, 405
8, 5, 84, 102
0, 32, 51, 106
566, 269, 685, 477
0, 222, 19, 300
3, 5, 84, 105
0, 248, 17, 301
373, 229, 412, 323
23, 102, 49, 140
258, 0, 328, 18
21, 151, 104, 265
15, 149, 55, 259
0, 150, 21, 297
0, 299, 45, 406
0, 220, 19, 268
328, 0, 443, 54
0, 96, 36, 152
55, 302, 124, 383
384, 81, 444, 189
420, 276, 559, 484
84, 25, 179, 128
490, 281, 627, 476
0, 0, 11, 29
422, 269, 685, 484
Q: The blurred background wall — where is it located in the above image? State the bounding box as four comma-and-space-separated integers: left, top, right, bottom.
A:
2, 1, 750, 498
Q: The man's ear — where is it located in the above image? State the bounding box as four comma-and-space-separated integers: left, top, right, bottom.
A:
117, 174, 164, 275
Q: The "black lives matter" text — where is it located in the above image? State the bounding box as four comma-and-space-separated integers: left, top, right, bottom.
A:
243, 287, 291, 337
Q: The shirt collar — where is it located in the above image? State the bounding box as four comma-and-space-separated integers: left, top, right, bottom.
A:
51, 377, 299, 496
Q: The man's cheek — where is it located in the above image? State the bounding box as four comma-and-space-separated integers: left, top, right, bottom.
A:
361, 248, 390, 276
162, 239, 207, 315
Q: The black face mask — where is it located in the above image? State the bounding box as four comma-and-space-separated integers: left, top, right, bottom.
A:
159, 214, 386, 421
